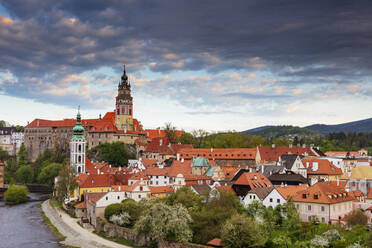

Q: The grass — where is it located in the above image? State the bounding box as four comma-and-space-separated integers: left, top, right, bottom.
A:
39, 203, 66, 240
94, 231, 143, 248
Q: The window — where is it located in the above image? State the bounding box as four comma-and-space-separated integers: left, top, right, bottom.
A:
277, 199, 280, 203
296, 204, 299, 209
156, 181, 158, 185
270, 198, 273, 202
249, 195, 252, 199
308, 205, 312, 211
106, 197, 108, 200
322, 217, 325, 223
117, 196, 120, 200
138, 194, 141, 199
321, 206, 325, 212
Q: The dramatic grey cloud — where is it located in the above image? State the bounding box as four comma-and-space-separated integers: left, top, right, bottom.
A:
0, 0, 372, 119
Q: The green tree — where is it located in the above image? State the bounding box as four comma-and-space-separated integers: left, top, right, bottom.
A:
17, 144, 28, 167
166, 186, 202, 211
55, 165, 77, 202
38, 162, 63, 187
366, 230, 372, 247
164, 122, 179, 143
272, 233, 292, 248
345, 209, 368, 227
87, 142, 135, 167
221, 214, 267, 248
282, 201, 301, 230
104, 203, 123, 220
179, 132, 195, 145
135, 202, 192, 243
120, 198, 142, 226
246, 200, 266, 219
0, 120, 7, 127
0, 146, 9, 162
15, 165, 34, 184
4, 185, 29, 205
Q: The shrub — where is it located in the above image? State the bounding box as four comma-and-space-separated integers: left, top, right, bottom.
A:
15, 165, 34, 184
110, 212, 131, 227
345, 209, 368, 227
4, 185, 29, 205
104, 203, 122, 220
135, 202, 192, 242
221, 214, 267, 248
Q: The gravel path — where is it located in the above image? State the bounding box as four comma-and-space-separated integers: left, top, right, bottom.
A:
42, 200, 131, 248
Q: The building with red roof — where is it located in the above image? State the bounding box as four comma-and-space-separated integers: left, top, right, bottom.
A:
178, 147, 258, 168
232, 172, 273, 197
24, 65, 146, 161
292, 182, 354, 223
258, 144, 319, 164
144, 128, 184, 142
302, 158, 343, 184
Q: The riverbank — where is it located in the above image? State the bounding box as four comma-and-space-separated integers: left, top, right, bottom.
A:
0, 193, 61, 248
41, 200, 131, 248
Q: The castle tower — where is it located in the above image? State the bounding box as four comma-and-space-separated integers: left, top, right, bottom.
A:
70, 108, 86, 174
115, 64, 133, 132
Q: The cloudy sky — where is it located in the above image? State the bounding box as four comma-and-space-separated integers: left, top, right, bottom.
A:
0, 0, 372, 131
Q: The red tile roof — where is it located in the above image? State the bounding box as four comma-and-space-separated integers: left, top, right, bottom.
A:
141, 159, 157, 168
149, 186, 174, 194
144, 137, 173, 154
292, 182, 354, 204
144, 129, 184, 142
233, 172, 272, 188
178, 148, 257, 160
367, 188, 372, 199
168, 160, 192, 177
86, 192, 107, 204
207, 238, 223, 247
275, 185, 308, 200
302, 158, 343, 175
259, 145, 317, 163
74, 201, 87, 209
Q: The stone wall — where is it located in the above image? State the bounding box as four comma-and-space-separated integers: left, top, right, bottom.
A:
96, 218, 211, 248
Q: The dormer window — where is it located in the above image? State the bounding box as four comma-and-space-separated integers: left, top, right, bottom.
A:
314, 194, 319, 200
302, 194, 307, 199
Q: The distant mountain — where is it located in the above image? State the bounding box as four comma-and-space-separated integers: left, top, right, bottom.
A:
243, 125, 320, 138
305, 117, 372, 134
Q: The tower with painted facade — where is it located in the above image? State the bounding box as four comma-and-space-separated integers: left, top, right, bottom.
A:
115, 64, 134, 132
70, 109, 86, 174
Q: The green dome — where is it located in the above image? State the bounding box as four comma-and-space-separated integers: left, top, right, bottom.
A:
192, 156, 210, 167
72, 109, 85, 140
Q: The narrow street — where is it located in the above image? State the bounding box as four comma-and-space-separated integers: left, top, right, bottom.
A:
42, 200, 131, 248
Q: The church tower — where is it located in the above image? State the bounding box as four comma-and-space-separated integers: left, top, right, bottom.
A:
115, 64, 134, 132
70, 108, 86, 174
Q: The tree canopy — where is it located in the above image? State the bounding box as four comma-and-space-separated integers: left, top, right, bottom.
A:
87, 142, 135, 167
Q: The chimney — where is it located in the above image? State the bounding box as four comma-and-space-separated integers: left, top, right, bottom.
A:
119, 186, 121, 191
158, 129, 161, 135
99, 114, 102, 120
159, 139, 163, 146
261, 165, 264, 174
181, 158, 184, 163
272, 144, 275, 148
211, 147, 214, 152
97, 169, 100, 174
109, 164, 111, 168
302, 144, 306, 148
289, 144, 292, 148
337, 178, 340, 187
177, 153, 180, 161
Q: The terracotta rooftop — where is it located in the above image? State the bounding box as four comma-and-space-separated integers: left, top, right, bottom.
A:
178, 148, 257, 160
149, 186, 174, 194
275, 185, 308, 200
259, 145, 317, 163
302, 158, 342, 176
144, 129, 184, 142
207, 238, 223, 247
234, 172, 272, 188
292, 182, 354, 204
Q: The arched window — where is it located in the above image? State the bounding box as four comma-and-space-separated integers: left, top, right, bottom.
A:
78, 144, 82, 152
78, 155, 81, 163
78, 166, 81, 173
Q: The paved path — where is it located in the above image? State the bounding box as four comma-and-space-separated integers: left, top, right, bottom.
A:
42, 200, 131, 248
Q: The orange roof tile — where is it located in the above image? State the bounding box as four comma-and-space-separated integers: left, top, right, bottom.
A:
292, 182, 354, 204
178, 148, 257, 160
74, 201, 86, 209
144, 129, 184, 142
275, 185, 308, 200
302, 158, 343, 175
234, 172, 272, 189
207, 238, 223, 247
367, 188, 372, 199
149, 186, 174, 194
259, 145, 317, 162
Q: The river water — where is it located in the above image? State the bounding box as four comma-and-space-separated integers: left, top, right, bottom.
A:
0, 193, 62, 248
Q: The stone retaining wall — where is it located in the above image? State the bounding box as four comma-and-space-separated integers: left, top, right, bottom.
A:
96, 218, 211, 248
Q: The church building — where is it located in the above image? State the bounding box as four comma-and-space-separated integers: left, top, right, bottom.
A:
24, 64, 147, 161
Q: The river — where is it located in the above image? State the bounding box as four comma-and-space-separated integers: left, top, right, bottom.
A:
0, 193, 62, 248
